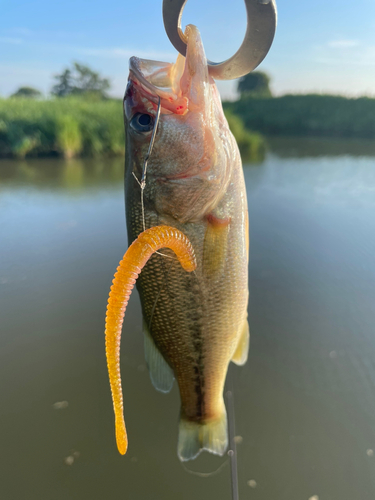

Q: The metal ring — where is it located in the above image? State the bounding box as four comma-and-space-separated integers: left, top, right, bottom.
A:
162, 0, 277, 81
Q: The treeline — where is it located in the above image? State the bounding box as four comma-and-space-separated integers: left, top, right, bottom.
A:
3, 62, 373, 161
224, 94, 375, 139
0, 62, 123, 159
0, 62, 264, 162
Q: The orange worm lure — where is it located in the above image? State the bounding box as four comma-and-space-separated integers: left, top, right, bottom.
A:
105, 225, 197, 455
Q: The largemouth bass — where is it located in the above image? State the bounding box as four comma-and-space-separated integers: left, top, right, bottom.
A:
124, 25, 249, 461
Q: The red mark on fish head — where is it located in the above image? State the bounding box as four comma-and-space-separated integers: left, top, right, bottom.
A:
125, 77, 189, 117
169, 97, 188, 115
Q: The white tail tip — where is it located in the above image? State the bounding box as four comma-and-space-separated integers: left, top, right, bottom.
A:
177, 407, 228, 462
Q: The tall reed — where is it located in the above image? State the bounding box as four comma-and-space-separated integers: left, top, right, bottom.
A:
225, 94, 375, 139
0, 97, 125, 158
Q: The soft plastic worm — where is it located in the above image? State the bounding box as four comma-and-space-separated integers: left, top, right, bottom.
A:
105, 225, 197, 455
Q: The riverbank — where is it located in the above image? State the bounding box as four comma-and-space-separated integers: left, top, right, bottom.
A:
0, 97, 124, 159
0, 97, 265, 162
224, 94, 375, 139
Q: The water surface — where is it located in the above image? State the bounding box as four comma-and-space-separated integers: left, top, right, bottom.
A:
1, 140, 375, 500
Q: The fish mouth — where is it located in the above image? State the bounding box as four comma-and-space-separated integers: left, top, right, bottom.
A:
129, 57, 188, 115
127, 25, 212, 116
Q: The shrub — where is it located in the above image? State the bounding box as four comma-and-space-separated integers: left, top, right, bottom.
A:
225, 110, 266, 162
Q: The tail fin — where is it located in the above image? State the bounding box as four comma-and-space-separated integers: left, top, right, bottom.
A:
177, 406, 228, 461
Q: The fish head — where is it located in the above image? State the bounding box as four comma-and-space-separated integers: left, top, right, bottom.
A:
124, 25, 239, 223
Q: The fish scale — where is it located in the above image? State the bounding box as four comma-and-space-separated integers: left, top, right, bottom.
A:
127, 168, 247, 421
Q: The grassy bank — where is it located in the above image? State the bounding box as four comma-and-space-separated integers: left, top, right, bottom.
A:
225, 94, 375, 139
0, 97, 125, 159
0, 97, 265, 162
225, 110, 266, 162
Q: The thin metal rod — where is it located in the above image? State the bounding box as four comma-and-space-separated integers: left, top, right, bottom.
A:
226, 368, 239, 500
132, 97, 162, 232
141, 96, 162, 190
131, 97, 175, 261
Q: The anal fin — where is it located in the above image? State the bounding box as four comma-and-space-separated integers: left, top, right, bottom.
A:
143, 320, 174, 393
231, 319, 250, 366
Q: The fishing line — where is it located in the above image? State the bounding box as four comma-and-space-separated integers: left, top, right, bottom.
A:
131, 95, 161, 233
226, 367, 240, 500
179, 368, 240, 499
181, 459, 229, 478
132, 96, 178, 262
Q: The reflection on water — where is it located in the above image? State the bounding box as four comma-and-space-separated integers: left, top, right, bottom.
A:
268, 136, 375, 158
1, 143, 375, 500
0, 157, 124, 191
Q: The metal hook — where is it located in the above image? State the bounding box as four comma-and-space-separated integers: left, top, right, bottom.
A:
162, 0, 277, 81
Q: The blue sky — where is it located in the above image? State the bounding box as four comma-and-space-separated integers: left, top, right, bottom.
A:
1, 0, 374, 99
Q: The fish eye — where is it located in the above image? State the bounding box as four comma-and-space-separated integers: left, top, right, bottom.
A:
130, 113, 154, 133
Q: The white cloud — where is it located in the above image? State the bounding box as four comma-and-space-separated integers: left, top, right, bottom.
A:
271, 63, 375, 98
0, 37, 177, 97
1, 34, 176, 62
327, 39, 360, 49
315, 43, 375, 67
75, 46, 175, 61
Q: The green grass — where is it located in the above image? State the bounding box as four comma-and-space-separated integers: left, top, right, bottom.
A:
224, 94, 375, 139
56, 114, 83, 158
225, 110, 266, 162
2, 94, 374, 159
0, 97, 266, 162
0, 97, 125, 158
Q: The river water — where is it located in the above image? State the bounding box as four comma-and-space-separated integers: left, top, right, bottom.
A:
1, 138, 375, 500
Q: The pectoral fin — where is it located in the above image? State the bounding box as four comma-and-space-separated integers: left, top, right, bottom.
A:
203, 215, 231, 277
143, 320, 174, 393
231, 319, 250, 366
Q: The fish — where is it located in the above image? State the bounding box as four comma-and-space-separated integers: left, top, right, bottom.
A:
123, 24, 249, 461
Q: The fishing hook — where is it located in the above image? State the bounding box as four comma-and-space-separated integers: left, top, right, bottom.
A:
162, 0, 277, 80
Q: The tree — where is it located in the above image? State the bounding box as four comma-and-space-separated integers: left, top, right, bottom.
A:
237, 71, 272, 98
11, 86, 42, 98
51, 62, 110, 98
51, 69, 73, 98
